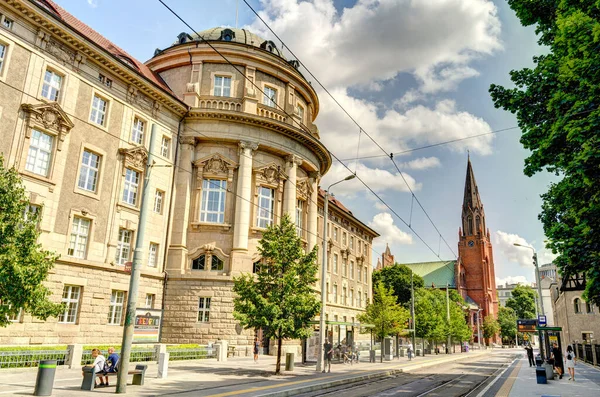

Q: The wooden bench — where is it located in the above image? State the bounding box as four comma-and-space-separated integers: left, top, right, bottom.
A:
81, 364, 147, 391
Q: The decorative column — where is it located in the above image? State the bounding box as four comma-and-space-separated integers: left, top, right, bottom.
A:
283, 155, 302, 222
233, 141, 258, 250
307, 171, 320, 251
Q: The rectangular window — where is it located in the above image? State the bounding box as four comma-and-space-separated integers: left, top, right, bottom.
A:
214, 76, 231, 97
358, 291, 362, 308
350, 260, 354, 279
296, 199, 303, 236
131, 118, 145, 145
160, 136, 171, 158
68, 217, 90, 258
297, 104, 304, 123
25, 130, 53, 177
333, 254, 338, 274
7, 308, 21, 322
343, 287, 347, 305
90, 95, 107, 126
77, 150, 100, 192
256, 186, 275, 228
41, 70, 62, 101
0, 43, 5, 74
358, 267, 362, 282
58, 285, 80, 324
333, 285, 338, 304
263, 86, 277, 107
122, 168, 140, 205
350, 236, 354, 250
198, 297, 211, 323
115, 229, 132, 265
98, 74, 112, 88
2, 17, 13, 29
154, 190, 164, 214
148, 243, 158, 268
364, 266, 368, 284
342, 232, 347, 246
107, 290, 125, 325
343, 259, 347, 277
23, 204, 40, 222
200, 179, 227, 223
145, 293, 155, 309
333, 228, 338, 242
350, 289, 354, 307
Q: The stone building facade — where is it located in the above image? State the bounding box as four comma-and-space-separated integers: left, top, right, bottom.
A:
0, 1, 378, 350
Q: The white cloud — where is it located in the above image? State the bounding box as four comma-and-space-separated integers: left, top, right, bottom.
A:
369, 212, 413, 246
494, 231, 535, 268
321, 161, 420, 196
496, 276, 531, 287
399, 157, 441, 170
87, 0, 98, 8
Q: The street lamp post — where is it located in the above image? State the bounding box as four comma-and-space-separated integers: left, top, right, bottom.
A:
316, 174, 355, 373
513, 243, 545, 359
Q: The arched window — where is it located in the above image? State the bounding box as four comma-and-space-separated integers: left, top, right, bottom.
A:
574, 298, 581, 314
466, 216, 473, 235
192, 255, 206, 270
586, 301, 593, 314
476, 216, 481, 234
211, 255, 224, 271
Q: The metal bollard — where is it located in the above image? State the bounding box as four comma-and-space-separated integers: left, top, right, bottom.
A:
34, 360, 57, 396
285, 353, 294, 371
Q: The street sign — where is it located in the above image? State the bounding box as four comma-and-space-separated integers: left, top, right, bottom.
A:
538, 315, 547, 327
124, 261, 132, 274
517, 319, 537, 333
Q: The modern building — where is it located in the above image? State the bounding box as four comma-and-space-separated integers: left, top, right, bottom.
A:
403, 157, 500, 344
0, 0, 378, 352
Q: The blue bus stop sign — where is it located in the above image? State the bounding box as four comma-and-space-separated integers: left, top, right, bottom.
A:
538, 315, 547, 327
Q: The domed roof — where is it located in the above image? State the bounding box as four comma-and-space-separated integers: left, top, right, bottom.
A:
171, 27, 285, 59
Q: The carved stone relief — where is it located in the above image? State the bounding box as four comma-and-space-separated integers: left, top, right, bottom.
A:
21, 102, 74, 151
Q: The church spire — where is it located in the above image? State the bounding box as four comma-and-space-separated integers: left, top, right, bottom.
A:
462, 157, 485, 236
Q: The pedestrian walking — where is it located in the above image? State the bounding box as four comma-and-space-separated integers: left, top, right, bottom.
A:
253, 337, 260, 363
322, 339, 333, 373
525, 343, 535, 367
550, 342, 564, 379
407, 342, 413, 361
565, 345, 576, 381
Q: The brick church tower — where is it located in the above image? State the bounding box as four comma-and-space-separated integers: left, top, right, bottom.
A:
457, 157, 499, 324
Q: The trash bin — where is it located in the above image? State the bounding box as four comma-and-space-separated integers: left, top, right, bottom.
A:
536, 366, 547, 384
544, 362, 554, 380
535, 355, 543, 367
285, 353, 294, 371
34, 360, 57, 396
416, 349, 421, 356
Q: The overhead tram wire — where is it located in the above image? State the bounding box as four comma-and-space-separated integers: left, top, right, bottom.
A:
0, 76, 391, 264
156, 0, 449, 260
243, 0, 459, 259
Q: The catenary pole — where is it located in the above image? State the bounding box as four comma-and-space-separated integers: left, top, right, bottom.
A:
446, 283, 451, 353
411, 271, 416, 352
117, 126, 156, 393
316, 191, 329, 372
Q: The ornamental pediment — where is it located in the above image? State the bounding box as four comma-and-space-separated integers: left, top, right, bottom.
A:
194, 153, 237, 182
296, 178, 312, 200
254, 163, 283, 186
118, 146, 148, 172
21, 102, 74, 151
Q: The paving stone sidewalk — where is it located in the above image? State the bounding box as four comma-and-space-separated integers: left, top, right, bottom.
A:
0, 349, 490, 396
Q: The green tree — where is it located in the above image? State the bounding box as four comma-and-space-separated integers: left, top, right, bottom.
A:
358, 282, 409, 362
0, 156, 63, 326
498, 307, 517, 344
448, 291, 472, 343
372, 264, 425, 307
414, 289, 445, 342
482, 315, 500, 342
489, 1, 600, 305
232, 214, 320, 374
506, 285, 537, 319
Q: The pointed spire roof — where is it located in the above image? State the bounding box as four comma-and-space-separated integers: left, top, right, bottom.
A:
463, 156, 483, 212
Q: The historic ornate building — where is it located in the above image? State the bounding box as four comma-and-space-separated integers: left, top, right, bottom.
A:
0, 0, 377, 350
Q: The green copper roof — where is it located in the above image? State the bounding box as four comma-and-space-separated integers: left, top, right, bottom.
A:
400, 261, 456, 288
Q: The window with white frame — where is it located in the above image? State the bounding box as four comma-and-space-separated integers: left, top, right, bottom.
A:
145, 293, 155, 309
256, 186, 275, 228
58, 285, 80, 323
154, 190, 164, 214
0, 43, 6, 74
2, 16, 13, 29
211, 255, 224, 271
333, 284, 338, 304
148, 243, 158, 268
192, 255, 206, 270
122, 168, 140, 205
77, 149, 100, 192
296, 199, 303, 236
25, 130, 54, 177
350, 236, 354, 250
263, 86, 277, 107
342, 232, 347, 246
68, 217, 90, 258
23, 204, 40, 223
333, 254, 338, 274
107, 290, 125, 325
115, 228, 132, 265
41, 69, 62, 101
90, 95, 108, 126
131, 117, 145, 145
333, 227, 338, 242
198, 297, 211, 322
7, 308, 21, 322
213, 76, 231, 97
160, 136, 171, 158
200, 179, 227, 223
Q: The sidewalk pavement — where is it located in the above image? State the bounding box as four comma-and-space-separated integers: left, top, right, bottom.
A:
0, 349, 491, 396
491, 354, 600, 397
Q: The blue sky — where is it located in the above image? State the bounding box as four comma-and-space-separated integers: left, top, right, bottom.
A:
59, 0, 556, 285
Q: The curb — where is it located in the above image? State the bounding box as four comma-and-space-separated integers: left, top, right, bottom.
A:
258, 351, 489, 397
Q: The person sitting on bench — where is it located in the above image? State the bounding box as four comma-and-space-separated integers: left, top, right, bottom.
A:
102, 347, 119, 387
82, 349, 106, 388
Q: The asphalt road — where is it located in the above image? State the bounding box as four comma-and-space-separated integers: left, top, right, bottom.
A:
293, 350, 518, 397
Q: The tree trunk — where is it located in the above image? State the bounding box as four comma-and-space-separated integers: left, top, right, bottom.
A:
275, 335, 283, 374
